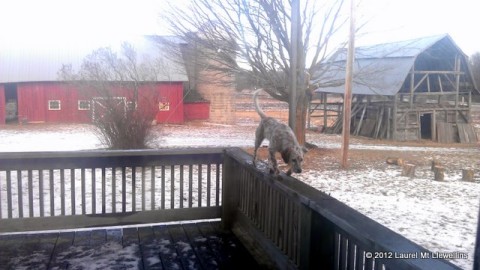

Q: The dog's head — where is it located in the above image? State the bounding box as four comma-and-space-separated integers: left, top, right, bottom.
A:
281, 146, 307, 174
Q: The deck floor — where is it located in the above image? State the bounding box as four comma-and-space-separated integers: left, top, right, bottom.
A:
0, 221, 260, 269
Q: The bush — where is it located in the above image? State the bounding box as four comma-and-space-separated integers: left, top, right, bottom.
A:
92, 97, 156, 149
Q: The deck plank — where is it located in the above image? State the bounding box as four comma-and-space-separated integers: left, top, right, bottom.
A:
152, 224, 185, 270
138, 226, 164, 270
208, 222, 259, 269
168, 225, 202, 269
106, 228, 123, 244
122, 227, 144, 270
0, 232, 58, 270
0, 221, 259, 270
182, 223, 219, 269
49, 231, 75, 269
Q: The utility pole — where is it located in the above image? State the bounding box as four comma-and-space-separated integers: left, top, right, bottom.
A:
289, 0, 300, 131
341, 0, 356, 168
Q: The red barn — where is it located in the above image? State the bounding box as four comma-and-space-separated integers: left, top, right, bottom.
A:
0, 36, 187, 125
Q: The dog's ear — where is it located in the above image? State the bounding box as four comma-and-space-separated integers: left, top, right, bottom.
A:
281, 148, 291, 163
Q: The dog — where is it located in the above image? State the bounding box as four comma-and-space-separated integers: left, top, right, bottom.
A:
252, 89, 306, 176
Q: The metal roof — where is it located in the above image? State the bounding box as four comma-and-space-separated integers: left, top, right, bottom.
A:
312, 34, 477, 96
0, 35, 188, 83
332, 34, 448, 61
315, 57, 415, 96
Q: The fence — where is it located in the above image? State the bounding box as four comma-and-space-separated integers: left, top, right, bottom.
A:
0, 148, 223, 232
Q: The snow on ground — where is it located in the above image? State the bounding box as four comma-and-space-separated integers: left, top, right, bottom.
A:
0, 124, 101, 151
0, 123, 479, 269
298, 167, 479, 269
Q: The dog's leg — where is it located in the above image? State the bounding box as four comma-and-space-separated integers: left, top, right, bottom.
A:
268, 149, 280, 175
253, 125, 264, 166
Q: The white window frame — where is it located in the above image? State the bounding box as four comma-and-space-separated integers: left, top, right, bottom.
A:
159, 97, 170, 111
48, 100, 61, 110
78, 100, 91, 110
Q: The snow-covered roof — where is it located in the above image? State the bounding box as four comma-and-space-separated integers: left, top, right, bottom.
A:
0, 35, 188, 83
312, 34, 478, 96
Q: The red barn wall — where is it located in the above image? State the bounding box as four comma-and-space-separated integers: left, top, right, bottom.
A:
184, 102, 210, 121
17, 82, 90, 123
15, 81, 184, 124
155, 83, 184, 124
0, 85, 5, 124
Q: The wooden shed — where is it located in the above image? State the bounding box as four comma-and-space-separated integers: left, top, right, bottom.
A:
0, 36, 188, 125
311, 34, 479, 143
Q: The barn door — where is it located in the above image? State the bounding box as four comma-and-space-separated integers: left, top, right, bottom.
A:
420, 112, 433, 139
91, 97, 127, 122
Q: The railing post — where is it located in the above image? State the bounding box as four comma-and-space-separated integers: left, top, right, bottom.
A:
310, 212, 336, 269
474, 198, 480, 270
221, 152, 239, 230
298, 204, 312, 270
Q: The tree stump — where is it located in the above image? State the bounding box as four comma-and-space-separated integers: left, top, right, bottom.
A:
462, 169, 475, 182
401, 164, 416, 178
433, 166, 445, 181
386, 157, 404, 166
431, 160, 442, 171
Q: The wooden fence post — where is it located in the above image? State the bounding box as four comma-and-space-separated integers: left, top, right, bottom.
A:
221, 151, 239, 230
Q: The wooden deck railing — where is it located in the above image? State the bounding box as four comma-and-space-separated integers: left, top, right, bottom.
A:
0, 148, 223, 232
0, 147, 463, 269
222, 148, 461, 270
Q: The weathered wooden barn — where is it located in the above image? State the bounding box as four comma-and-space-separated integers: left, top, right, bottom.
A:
0, 36, 195, 125
311, 34, 479, 143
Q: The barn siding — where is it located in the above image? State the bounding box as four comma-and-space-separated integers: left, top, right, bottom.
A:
18, 83, 90, 123
155, 82, 184, 124
18, 83, 46, 123
0, 85, 5, 124
15, 82, 184, 124
184, 102, 210, 121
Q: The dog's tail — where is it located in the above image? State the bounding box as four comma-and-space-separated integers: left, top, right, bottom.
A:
253, 89, 268, 119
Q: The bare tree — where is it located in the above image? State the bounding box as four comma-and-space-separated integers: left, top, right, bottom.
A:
162, 0, 351, 144
59, 42, 163, 149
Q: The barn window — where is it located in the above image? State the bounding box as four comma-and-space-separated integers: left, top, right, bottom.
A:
48, 100, 61, 110
78, 100, 91, 110
159, 97, 170, 111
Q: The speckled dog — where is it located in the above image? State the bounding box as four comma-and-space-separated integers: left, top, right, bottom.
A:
252, 89, 305, 176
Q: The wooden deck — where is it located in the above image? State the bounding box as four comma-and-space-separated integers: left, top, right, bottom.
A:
0, 221, 259, 269
0, 148, 467, 269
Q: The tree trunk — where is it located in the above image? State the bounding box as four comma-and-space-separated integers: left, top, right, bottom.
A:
294, 92, 308, 146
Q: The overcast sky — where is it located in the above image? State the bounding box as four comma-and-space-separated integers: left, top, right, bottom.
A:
0, 0, 478, 55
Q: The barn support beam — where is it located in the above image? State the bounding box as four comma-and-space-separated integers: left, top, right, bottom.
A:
323, 93, 328, 129
409, 66, 415, 108
393, 94, 398, 140
455, 55, 461, 123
